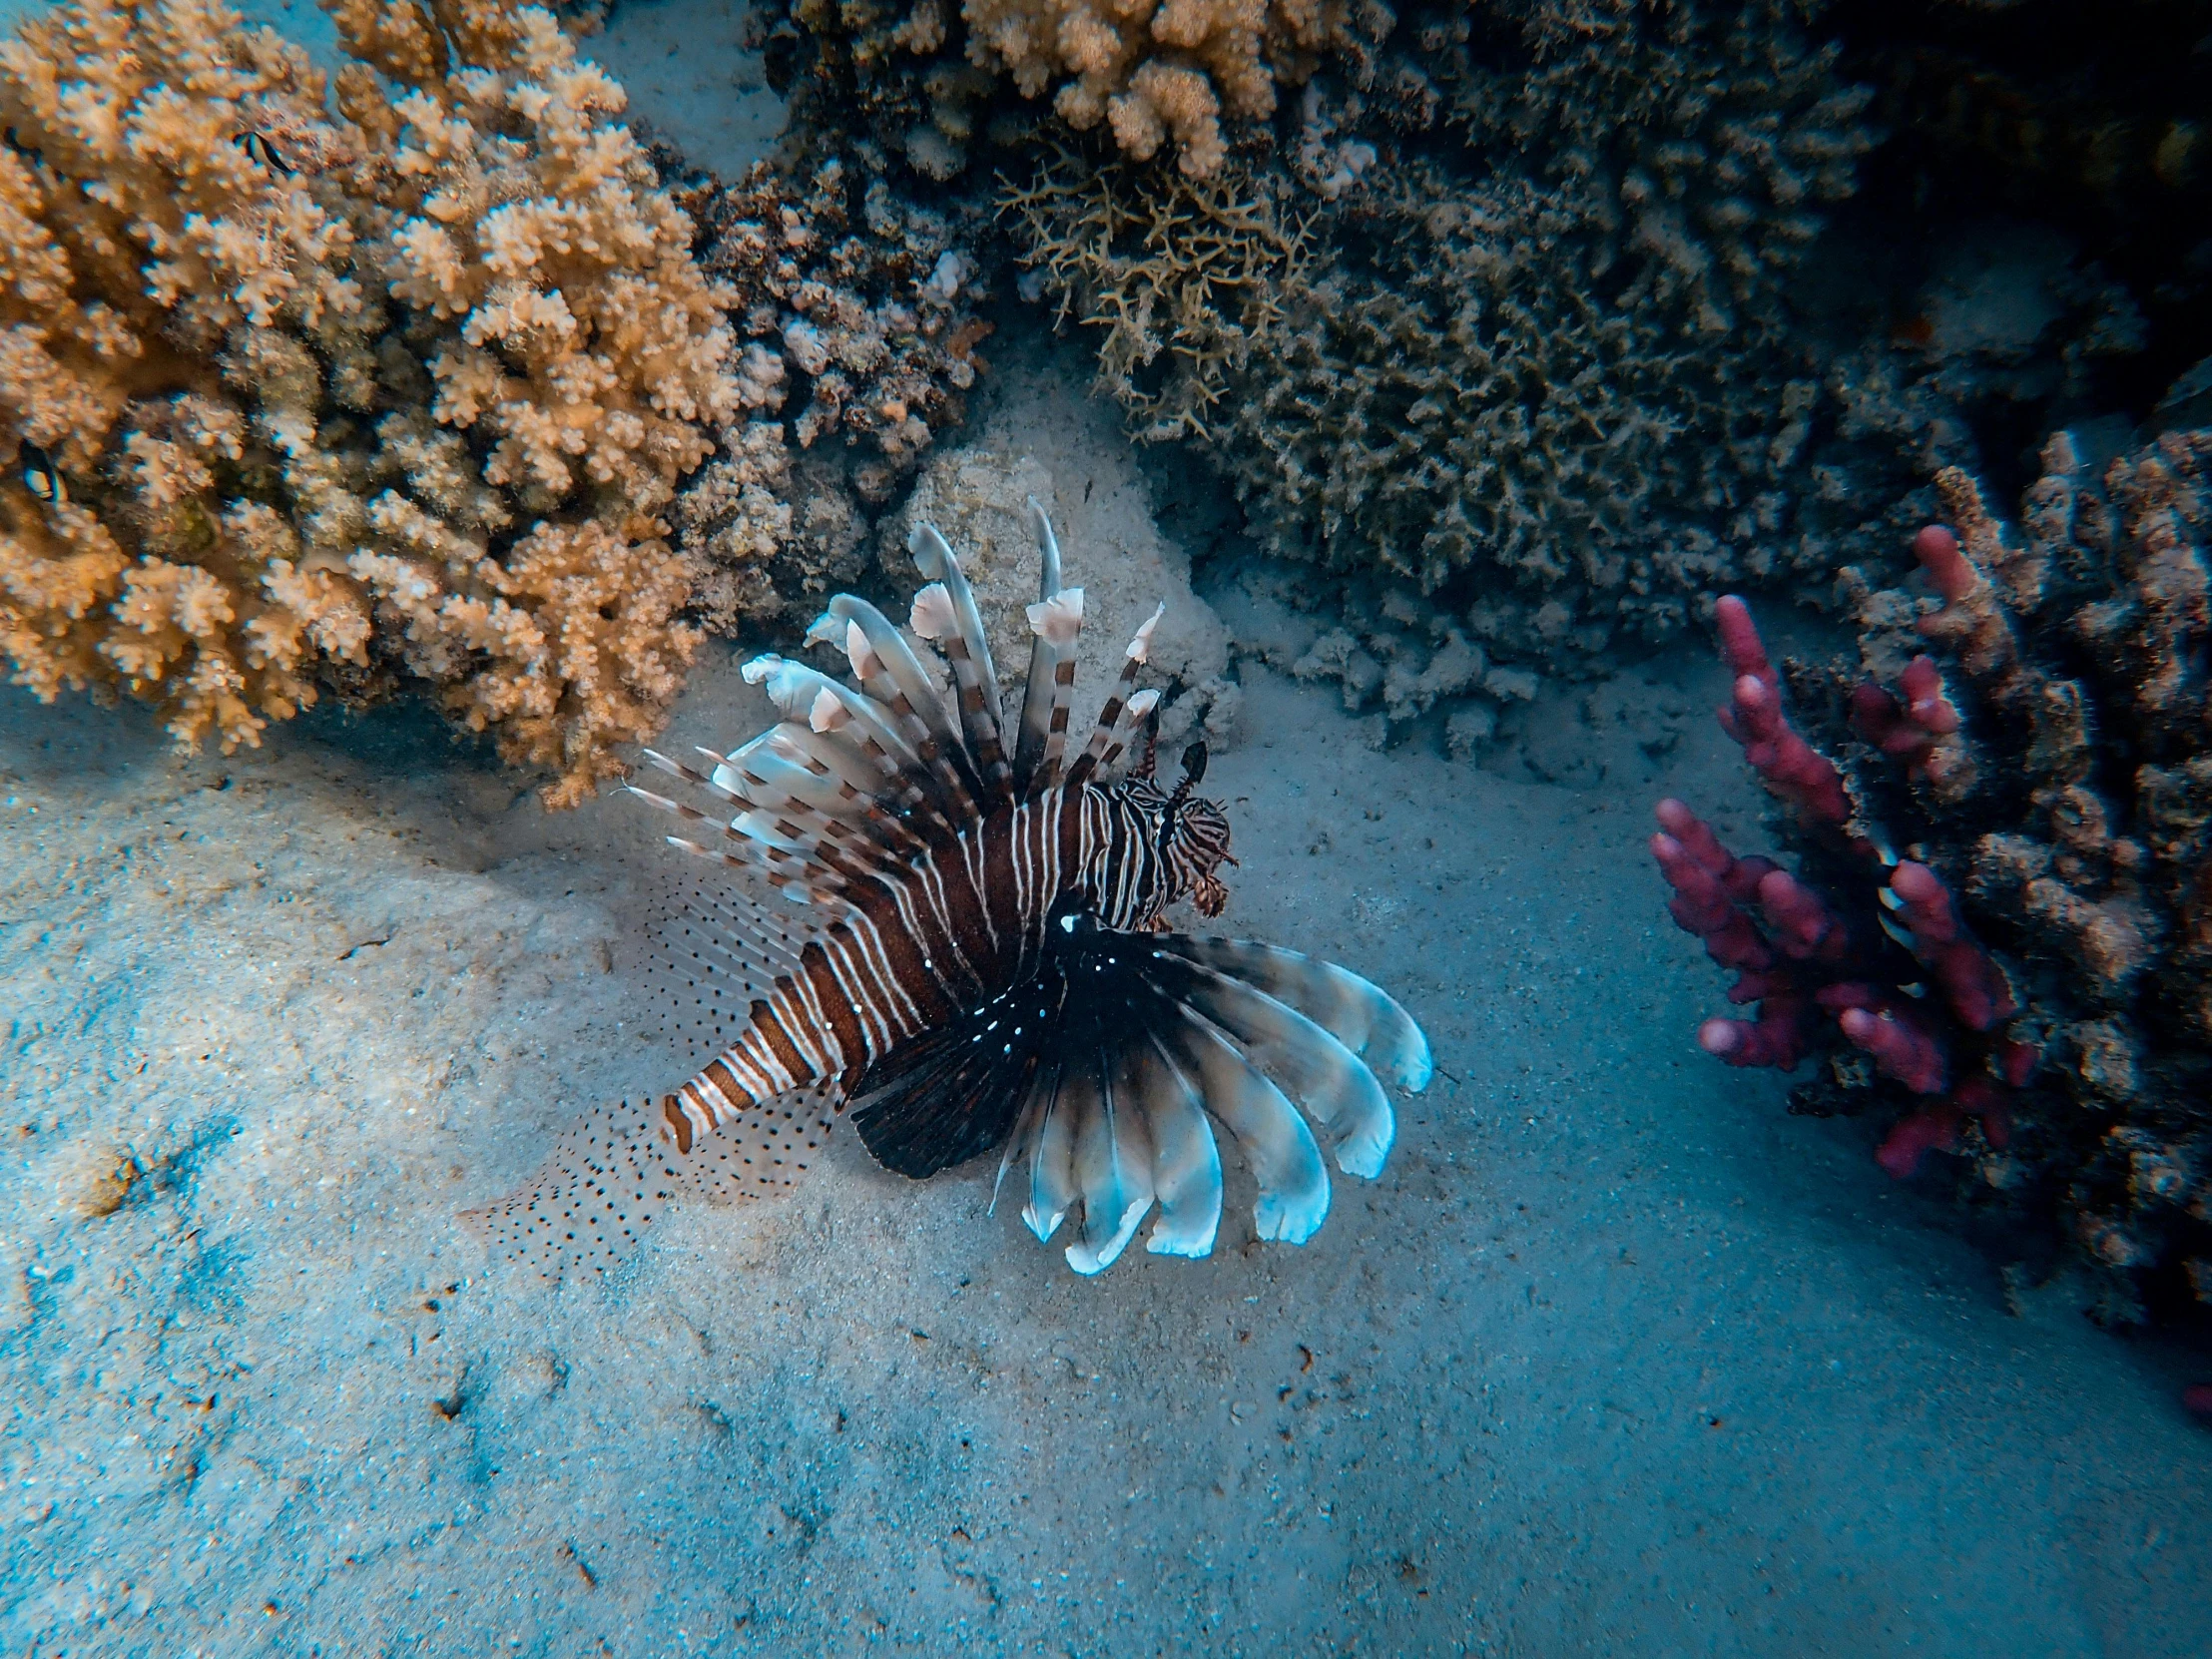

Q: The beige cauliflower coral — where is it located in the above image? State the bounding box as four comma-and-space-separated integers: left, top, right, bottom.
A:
817, 0, 1384, 178
0, 0, 736, 805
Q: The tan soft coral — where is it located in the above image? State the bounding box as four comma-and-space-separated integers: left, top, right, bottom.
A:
0, 0, 735, 806
862, 0, 1382, 177
987, 0, 1368, 176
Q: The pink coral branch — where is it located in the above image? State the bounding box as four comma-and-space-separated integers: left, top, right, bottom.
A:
1715, 592, 1776, 680
1840, 1005, 1947, 1094
1900, 657, 1962, 737
1877, 1076, 2013, 1178
1851, 655, 1972, 796
1651, 799, 1776, 974
1851, 657, 1960, 758
1757, 866, 1848, 961
1712, 596, 1852, 828
1876, 1102, 1962, 1178
1700, 1003, 1814, 1070
1953, 1075, 2012, 1151
1914, 525, 1977, 603
1889, 860, 2017, 1030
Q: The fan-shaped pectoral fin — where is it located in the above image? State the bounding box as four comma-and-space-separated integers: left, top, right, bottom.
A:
1064, 1045, 1156, 1276
1148, 954, 1394, 1178
1153, 937, 1434, 1093
1153, 1002, 1331, 1246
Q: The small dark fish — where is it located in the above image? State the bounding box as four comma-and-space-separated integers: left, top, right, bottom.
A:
234, 130, 289, 175
19, 440, 64, 505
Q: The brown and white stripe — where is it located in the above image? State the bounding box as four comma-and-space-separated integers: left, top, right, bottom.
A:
661, 781, 1200, 1140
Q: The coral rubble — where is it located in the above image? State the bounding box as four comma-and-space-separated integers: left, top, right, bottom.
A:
0, 0, 737, 806
1652, 417, 2212, 1321
670, 154, 987, 630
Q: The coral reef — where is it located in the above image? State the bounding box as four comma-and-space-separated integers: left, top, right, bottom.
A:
0, 0, 736, 806
776, 0, 1394, 181
997, 148, 1310, 442
669, 154, 988, 631
1652, 415, 2212, 1322
1007, 0, 1889, 692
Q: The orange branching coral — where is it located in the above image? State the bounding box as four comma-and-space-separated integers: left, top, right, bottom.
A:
0, 0, 735, 806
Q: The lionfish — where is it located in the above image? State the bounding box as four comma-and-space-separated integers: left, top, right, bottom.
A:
466, 501, 1430, 1279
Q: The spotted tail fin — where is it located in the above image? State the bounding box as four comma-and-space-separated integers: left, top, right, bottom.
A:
459, 1084, 837, 1284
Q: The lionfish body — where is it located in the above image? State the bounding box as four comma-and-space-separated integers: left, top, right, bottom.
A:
468, 502, 1430, 1279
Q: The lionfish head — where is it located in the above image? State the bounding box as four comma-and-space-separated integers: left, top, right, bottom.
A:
1154, 741, 1234, 917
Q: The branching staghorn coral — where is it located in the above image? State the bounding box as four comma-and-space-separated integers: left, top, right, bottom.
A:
998, 146, 1310, 441
0, 0, 737, 806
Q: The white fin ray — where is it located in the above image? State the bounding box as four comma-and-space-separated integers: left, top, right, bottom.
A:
1023, 1057, 1082, 1244
1063, 1046, 1157, 1276
743, 654, 922, 778
1065, 603, 1165, 789
820, 596, 964, 757
909, 521, 1008, 790
1129, 1030, 1223, 1258
1152, 955, 1395, 1178
1097, 687, 1162, 780
1154, 1001, 1331, 1245
1153, 936, 1434, 1093
1020, 587, 1086, 796
713, 729, 870, 825
1013, 498, 1080, 794
817, 598, 981, 817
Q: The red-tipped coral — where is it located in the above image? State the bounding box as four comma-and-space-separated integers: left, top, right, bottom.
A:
1655, 419, 2212, 1326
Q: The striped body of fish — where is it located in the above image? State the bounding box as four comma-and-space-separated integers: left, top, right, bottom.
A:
465, 498, 1431, 1279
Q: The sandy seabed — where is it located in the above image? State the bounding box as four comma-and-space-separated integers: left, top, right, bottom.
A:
4, 367, 2209, 1656
1, 2, 2208, 1653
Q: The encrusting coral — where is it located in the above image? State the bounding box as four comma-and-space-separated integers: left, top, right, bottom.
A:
778, 0, 1394, 180
1652, 411, 2212, 1325
0, 0, 737, 806
668, 153, 989, 631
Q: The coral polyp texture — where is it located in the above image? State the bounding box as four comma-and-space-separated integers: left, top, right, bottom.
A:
0, 0, 737, 806
998, 148, 1310, 442
1653, 419, 2212, 1320
785, 0, 1390, 180
1008, 0, 1885, 685
669, 155, 987, 631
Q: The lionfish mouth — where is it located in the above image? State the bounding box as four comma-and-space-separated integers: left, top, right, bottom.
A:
463, 494, 1432, 1282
